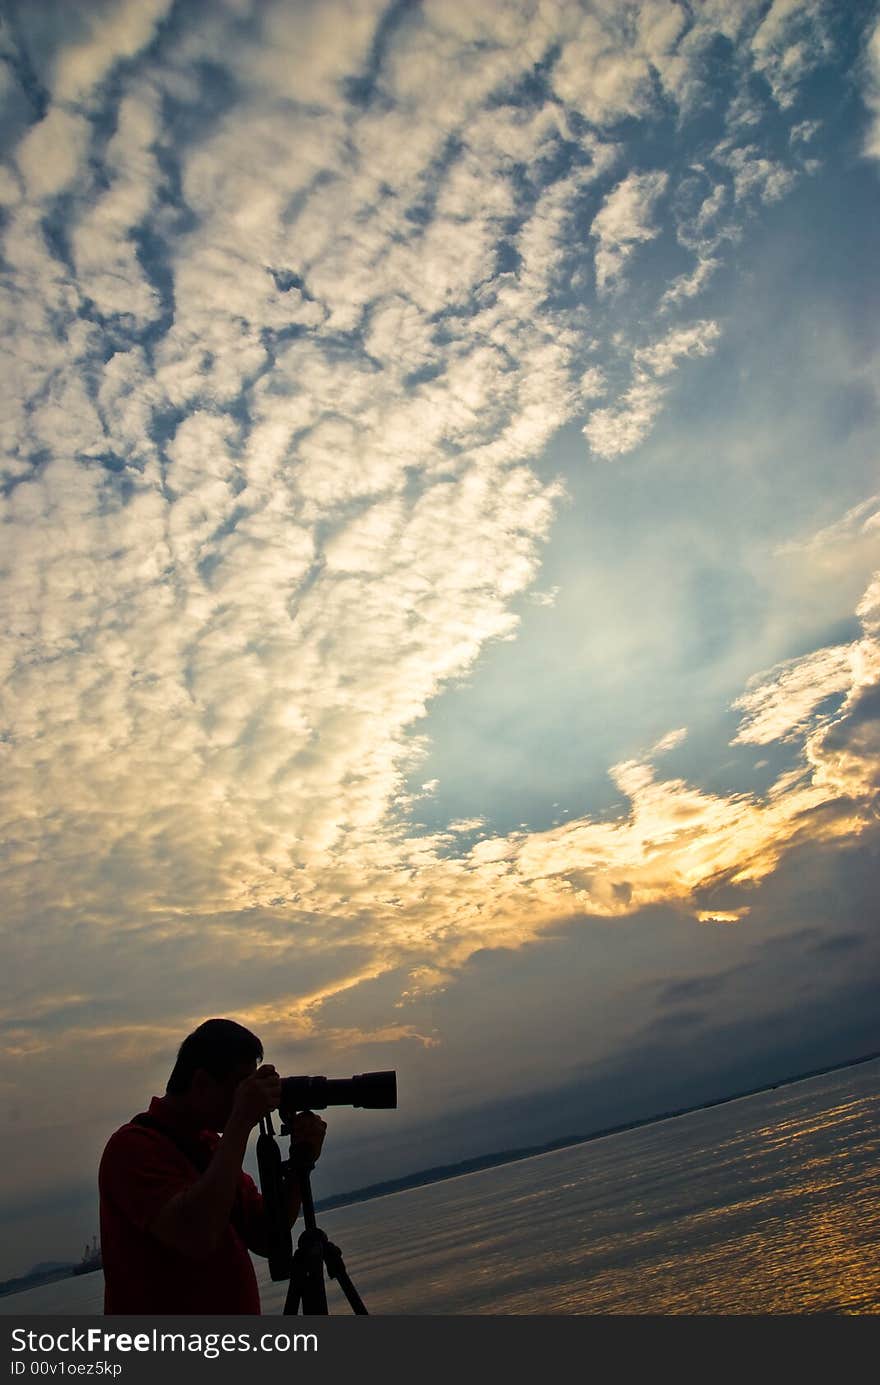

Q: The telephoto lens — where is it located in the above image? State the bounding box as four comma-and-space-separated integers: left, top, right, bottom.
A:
280, 1070, 397, 1114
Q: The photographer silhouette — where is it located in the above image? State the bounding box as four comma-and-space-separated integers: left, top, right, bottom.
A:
99, 1018, 325, 1314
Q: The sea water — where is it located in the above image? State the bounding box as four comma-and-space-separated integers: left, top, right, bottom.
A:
4, 1061, 878, 1315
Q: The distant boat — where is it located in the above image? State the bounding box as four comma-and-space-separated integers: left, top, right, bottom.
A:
72, 1235, 102, 1276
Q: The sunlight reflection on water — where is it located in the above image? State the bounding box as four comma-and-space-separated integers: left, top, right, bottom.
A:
5, 1063, 878, 1315
259, 1064, 880, 1315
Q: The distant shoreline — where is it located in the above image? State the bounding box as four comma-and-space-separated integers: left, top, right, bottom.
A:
314, 1047, 880, 1214
0, 1265, 79, 1299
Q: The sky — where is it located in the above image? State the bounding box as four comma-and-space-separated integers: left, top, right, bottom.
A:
0, 0, 878, 1280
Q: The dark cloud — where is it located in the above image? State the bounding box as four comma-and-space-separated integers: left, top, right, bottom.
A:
645, 1004, 708, 1034
655, 967, 751, 1008
811, 931, 870, 957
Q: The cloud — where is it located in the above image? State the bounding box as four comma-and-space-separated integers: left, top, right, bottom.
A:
777, 494, 880, 554
660, 255, 720, 311
721, 144, 798, 204
551, 2, 686, 126
634, 320, 721, 376
7, 552, 875, 1070
732, 573, 880, 803
804, 576, 880, 798
52, 0, 175, 104
0, 2, 860, 929
70, 82, 165, 325
790, 119, 821, 146
582, 374, 666, 458
233, 0, 382, 106
583, 319, 720, 457
671, 174, 729, 254
863, 11, 880, 162
652, 728, 688, 755
749, 0, 830, 111
591, 169, 668, 294
731, 645, 854, 746
15, 108, 91, 201
731, 561, 880, 807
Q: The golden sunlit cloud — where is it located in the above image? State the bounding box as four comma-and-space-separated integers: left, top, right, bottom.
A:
4, 563, 875, 1063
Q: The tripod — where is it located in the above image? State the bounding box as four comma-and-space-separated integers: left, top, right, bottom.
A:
257, 1112, 369, 1315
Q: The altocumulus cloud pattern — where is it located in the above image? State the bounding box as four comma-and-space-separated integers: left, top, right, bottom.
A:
1, 0, 879, 1076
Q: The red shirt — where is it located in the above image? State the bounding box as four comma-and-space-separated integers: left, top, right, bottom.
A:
99, 1096, 264, 1314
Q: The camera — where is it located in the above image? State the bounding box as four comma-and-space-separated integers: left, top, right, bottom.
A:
258, 1069, 398, 1297
280, 1069, 397, 1115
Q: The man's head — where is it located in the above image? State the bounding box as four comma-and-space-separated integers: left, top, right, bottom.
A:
166, 1018, 263, 1130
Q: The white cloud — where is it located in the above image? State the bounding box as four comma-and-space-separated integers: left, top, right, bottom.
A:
790, 118, 821, 145
732, 572, 880, 796
749, 0, 830, 110
53, 0, 175, 103
552, 11, 653, 126
689, 0, 765, 45
732, 645, 854, 746
672, 178, 728, 254
804, 575, 880, 798
579, 366, 607, 400
15, 108, 91, 201
583, 374, 666, 458
236, 0, 383, 105
652, 727, 688, 754
660, 255, 720, 310
856, 574, 880, 637
861, 11, 880, 163
70, 84, 164, 325
551, 1, 689, 126
380, 0, 555, 134
720, 144, 798, 203
777, 494, 880, 555
584, 319, 720, 458
592, 169, 668, 294
634, 319, 721, 376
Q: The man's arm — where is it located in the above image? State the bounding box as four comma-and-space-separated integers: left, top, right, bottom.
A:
284, 1111, 327, 1227
150, 1067, 280, 1260
241, 1112, 327, 1256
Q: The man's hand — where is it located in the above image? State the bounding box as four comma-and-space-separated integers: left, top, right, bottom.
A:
280, 1112, 328, 1230
230, 1064, 282, 1131
289, 1111, 327, 1164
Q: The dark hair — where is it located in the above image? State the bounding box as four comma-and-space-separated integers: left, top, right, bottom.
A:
166, 1019, 263, 1095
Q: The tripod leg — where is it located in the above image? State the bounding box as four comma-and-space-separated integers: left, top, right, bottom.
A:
283, 1140, 366, 1314
322, 1239, 368, 1315
300, 1262, 329, 1315
329, 1265, 368, 1316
